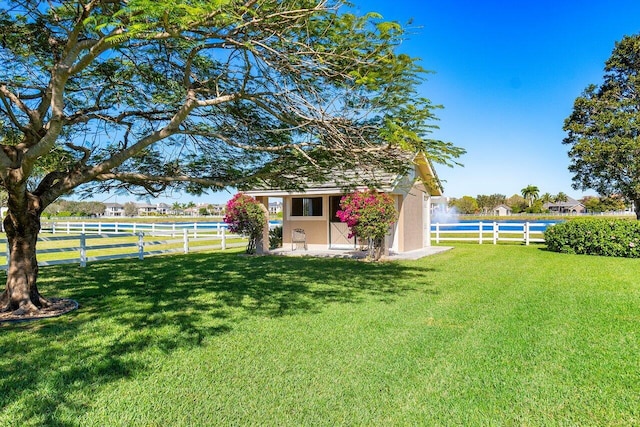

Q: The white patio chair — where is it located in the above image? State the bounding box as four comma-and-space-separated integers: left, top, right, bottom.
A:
291, 228, 307, 251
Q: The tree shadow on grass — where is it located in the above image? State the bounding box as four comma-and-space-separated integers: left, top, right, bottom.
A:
0, 251, 437, 426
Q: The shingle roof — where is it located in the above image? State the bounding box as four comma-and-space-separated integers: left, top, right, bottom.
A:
246, 151, 441, 197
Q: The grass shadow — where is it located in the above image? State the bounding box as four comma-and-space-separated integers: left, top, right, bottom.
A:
0, 250, 436, 425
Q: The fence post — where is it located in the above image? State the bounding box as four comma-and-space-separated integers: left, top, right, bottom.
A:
478, 221, 483, 244
172, 223, 176, 237
221, 227, 226, 250
525, 222, 530, 246
435, 223, 440, 244
66, 221, 71, 234
6, 242, 11, 270
52, 222, 56, 234
115, 222, 119, 233
81, 222, 86, 234
493, 222, 498, 245
98, 222, 102, 234
183, 228, 189, 254
138, 232, 144, 260
80, 234, 87, 268
193, 222, 198, 239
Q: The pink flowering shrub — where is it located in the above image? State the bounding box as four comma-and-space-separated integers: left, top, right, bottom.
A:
223, 193, 266, 254
336, 189, 397, 260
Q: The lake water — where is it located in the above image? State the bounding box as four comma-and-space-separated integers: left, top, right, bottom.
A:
431, 220, 561, 232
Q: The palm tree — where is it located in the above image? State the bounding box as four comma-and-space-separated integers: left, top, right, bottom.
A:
521, 185, 540, 208
552, 192, 569, 213
171, 202, 184, 216
554, 192, 569, 203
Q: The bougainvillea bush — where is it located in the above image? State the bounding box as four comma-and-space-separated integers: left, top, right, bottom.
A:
336, 189, 397, 261
544, 218, 640, 258
223, 193, 266, 254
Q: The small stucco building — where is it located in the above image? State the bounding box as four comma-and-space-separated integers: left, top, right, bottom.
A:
245, 152, 441, 254
494, 204, 512, 216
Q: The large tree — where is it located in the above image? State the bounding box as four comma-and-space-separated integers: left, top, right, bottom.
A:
563, 34, 640, 219
0, 0, 464, 315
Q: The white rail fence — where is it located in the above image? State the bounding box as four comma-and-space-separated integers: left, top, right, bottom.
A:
431, 221, 547, 245
1, 227, 246, 271
41, 220, 231, 237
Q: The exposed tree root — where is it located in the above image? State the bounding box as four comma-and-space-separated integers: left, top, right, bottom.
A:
0, 298, 78, 323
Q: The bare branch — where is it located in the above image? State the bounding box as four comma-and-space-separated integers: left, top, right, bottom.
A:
65, 142, 91, 164
93, 170, 262, 190
175, 129, 311, 153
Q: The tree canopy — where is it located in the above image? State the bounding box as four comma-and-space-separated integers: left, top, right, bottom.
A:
449, 195, 478, 214
476, 193, 506, 214
0, 0, 464, 315
0, 0, 463, 203
520, 185, 539, 208
563, 34, 640, 219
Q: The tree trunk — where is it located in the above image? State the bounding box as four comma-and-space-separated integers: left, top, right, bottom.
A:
635, 199, 640, 220
246, 235, 257, 255
368, 237, 385, 261
0, 206, 48, 315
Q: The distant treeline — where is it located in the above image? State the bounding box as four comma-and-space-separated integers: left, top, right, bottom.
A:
43, 200, 106, 218
448, 193, 629, 215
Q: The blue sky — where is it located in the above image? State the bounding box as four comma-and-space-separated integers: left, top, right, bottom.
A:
107, 1, 640, 206
357, 0, 640, 200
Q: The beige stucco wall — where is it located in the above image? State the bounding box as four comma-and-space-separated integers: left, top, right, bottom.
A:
281, 195, 329, 247
284, 219, 328, 246
397, 182, 426, 253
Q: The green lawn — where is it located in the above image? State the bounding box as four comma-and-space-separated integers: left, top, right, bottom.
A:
1, 244, 639, 426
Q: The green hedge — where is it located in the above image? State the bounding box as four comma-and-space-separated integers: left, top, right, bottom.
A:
545, 218, 640, 257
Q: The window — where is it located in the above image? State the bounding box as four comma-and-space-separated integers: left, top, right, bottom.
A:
291, 197, 323, 217
329, 196, 344, 223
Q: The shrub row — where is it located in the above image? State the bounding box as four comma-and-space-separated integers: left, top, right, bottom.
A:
544, 218, 640, 258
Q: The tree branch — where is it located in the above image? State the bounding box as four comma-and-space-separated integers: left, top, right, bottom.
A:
65, 142, 91, 164
0, 84, 39, 128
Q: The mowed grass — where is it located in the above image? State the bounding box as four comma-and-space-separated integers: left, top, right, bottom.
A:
1, 244, 639, 426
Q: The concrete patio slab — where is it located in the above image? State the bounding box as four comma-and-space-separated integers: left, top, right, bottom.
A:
267, 246, 453, 260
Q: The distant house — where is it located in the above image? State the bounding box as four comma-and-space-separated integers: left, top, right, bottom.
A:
136, 203, 157, 216
101, 201, 222, 217
136, 203, 172, 216
209, 204, 226, 216
183, 207, 199, 217
156, 203, 171, 215
494, 204, 512, 216
246, 151, 442, 254
543, 197, 586, 214
103, 203, 124, 217
268, 201, 283, 215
